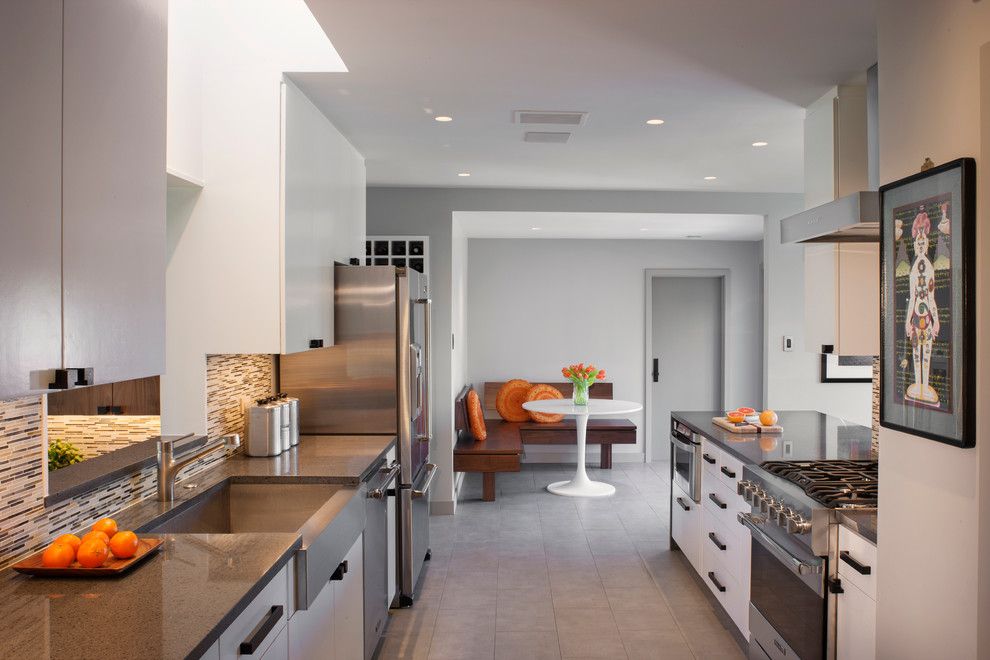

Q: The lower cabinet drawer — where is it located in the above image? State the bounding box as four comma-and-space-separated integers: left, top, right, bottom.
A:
219, 564, 290, 660
703, 472, 748, 532
837, 525, 877, 599
702, 505, 749, 585
260, 625, 289, 660
671, 482, 702, 573
702, 536, 749, 638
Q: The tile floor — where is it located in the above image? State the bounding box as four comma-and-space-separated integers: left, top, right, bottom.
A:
376, 463, 746, 659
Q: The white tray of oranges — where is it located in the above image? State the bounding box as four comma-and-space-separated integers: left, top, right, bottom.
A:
13, 518, 162, 577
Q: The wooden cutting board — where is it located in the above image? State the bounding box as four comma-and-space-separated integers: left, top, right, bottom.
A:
13, 538, 163, 577
712, 417, 783, 434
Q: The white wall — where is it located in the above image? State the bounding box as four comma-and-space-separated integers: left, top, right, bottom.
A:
163, 0, 352, 434
367, 187, 811, 513
874, 2, 990, 658
465, 237, 762, 460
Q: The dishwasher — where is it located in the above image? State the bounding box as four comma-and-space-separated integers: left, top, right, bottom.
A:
364, 448, 399, 659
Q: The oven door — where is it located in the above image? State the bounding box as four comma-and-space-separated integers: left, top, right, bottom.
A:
740, 512, 826, 660
670, 432, 701, 502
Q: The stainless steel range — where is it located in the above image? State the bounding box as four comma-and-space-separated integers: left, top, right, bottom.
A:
738, 460, 878, 660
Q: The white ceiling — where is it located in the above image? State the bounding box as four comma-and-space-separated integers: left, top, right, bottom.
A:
456, 211, 764, 241
299, 1, 876, 192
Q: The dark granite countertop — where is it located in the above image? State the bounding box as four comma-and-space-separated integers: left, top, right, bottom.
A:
1, 434, 396, 660
836, 510, 878, 545
671, 410, 875, 465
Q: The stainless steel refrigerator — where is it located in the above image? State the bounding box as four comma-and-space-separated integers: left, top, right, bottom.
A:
280, 264, 435, 608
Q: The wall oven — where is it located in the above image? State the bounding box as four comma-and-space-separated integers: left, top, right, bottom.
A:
670, 420, 702, 502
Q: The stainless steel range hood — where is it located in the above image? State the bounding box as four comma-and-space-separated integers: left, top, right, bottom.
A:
780, 191, 879, 243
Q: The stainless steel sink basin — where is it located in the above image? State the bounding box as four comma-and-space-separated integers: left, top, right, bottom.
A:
143, 482, 342, 534
140, 478, 366, 611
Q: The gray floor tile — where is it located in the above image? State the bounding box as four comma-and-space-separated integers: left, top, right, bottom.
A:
495, 631, 562, 660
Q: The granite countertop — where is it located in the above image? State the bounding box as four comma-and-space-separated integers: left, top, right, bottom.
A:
671, 410, 875, 465
836, 510, 878, 545
0, 434, 396, 660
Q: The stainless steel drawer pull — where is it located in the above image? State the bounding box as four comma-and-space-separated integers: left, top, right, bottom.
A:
707, 571, 726, 593
239, 605, 283, 655
412, 463, 438, 499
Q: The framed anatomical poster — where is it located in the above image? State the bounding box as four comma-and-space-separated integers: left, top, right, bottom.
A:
880, 157, 975, 448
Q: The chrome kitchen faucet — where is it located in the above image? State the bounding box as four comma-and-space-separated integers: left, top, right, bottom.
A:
156, 433, 240, 502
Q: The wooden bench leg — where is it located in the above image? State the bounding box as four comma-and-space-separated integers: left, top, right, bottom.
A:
600, 444, 612, 469
482, 473, 496, 502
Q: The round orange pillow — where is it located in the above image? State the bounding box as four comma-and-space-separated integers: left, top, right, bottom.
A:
525, 384, 565, 423
495, 379, 532, 422
466, 389, 487, 441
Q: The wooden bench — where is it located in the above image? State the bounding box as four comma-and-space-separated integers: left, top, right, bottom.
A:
453, 382, 636, 502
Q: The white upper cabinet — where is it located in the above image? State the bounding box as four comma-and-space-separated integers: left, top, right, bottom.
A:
280, 78, 366, 354
0, 1, 64, 398
62, 0, 167, 385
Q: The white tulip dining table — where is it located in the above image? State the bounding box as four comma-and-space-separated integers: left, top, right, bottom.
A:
521, 398, 643, 497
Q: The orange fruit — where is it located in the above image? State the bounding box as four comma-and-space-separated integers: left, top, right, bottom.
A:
92, 518, 118, 539
759, 410, 778, 426
54, 533, 82, 553
81, 530, 110, 546
76, 539, 110, 568
41, 542, 76, 568
109, 531, 139, 559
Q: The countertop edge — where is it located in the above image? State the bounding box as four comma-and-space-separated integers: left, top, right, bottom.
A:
184, 535, 303, 660
670, 411, 757, 465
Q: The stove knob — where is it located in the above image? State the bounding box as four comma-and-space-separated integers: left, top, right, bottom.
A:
768, 501, 783, 517
776, 507, 793, 527
736, 480, 749, 496
760, 496, 775, 514
786, 513, 812, 535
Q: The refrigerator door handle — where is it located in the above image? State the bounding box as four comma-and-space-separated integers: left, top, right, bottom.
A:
411, 463, 438, 499
415, 297, 432, 443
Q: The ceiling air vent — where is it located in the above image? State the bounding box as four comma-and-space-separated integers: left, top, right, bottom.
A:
524, 132, 571, 144
514, 110, 587, 126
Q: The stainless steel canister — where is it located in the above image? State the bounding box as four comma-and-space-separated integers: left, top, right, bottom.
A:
246, 398, 282, 456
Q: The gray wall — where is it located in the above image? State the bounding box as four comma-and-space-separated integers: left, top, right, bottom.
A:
466, 238, 762, 460
367, 186, 813, 512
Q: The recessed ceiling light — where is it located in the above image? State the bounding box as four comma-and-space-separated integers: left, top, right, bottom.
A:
646, 118, 665, 125
752, 141, 768, 147
457, 172, 471, 177
434, 115, 453, 122
704, 176, 717, 181
530, 227, 541, 231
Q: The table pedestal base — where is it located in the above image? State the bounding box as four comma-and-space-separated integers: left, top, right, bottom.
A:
547, 479, 615, 498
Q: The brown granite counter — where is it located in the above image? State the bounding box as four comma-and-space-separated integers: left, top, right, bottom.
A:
0, 434, 395, 660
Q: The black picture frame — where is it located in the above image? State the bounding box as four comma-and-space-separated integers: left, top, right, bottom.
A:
820, 349, 873, 384
879, 157, 976, 448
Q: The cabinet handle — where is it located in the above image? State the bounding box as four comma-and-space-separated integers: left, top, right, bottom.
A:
708, 493, 727, 510
720, 466, 736, 479
309, 339, 325, 349
827, 576, 845, 594
330, 559, 349, 581
676, 497, 691, 512
839, 551, 872, 575
239, 605, 283, 654
703, 453, 716, 465
707, 571, 726, 593
708, 532, 726, 551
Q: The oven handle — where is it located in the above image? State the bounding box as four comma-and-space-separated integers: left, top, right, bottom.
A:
738, 512, 822, 577
670, 434, 698, 450
411, 462, 438, 499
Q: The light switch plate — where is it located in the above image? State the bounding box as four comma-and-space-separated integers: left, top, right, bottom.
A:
783, 336, 794, 352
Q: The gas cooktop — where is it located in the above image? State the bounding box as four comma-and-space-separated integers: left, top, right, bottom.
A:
759, 460, 878, 508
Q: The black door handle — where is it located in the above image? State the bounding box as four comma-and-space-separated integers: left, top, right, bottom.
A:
708, 493, 727, 509
239, 605, 284, 654
839, 551, 872, 575
707, 572, 726, 593
676, 497, 691, 511
652, 358, 659, 383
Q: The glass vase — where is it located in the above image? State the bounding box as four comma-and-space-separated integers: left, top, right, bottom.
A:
572, 380, 590, 406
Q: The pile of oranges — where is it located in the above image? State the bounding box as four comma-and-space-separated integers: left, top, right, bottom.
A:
41, 518, 140, 569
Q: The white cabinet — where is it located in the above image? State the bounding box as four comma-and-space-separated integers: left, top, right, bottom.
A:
288, 533, 364, 660
804, 243, 880, 356
280, 78, 367, 354
0, 0, 166, 399
0, 0, 63, 398
671, 481, 702, 572
836, 579, 876, 660
61, 0, 167, 385
219, 564, 290, 660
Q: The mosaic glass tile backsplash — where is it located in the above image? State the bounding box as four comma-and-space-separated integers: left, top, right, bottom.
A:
0, 354, 274, 568
48, 415, 161, 459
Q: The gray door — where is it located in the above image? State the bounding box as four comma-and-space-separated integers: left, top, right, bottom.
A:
651, 276, 723, 459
